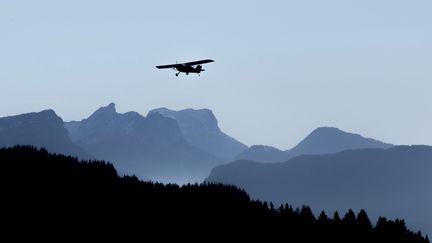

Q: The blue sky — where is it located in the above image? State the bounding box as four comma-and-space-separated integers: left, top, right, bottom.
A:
1, 0, 431, 149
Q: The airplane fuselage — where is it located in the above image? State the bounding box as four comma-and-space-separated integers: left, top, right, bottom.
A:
176, 64, 204, 74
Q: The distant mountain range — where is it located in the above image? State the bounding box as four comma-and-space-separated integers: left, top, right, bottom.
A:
149, 107, 247, 161
0, 103, 411, 188
1, 104, 245, 183
64, 103, 222, 183
236, 127, 393, 162
2, 104, 430, 235
0, 110, 92, 160
207, 145, 432, 236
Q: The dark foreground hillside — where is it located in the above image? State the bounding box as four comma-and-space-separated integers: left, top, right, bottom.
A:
1, 146, 428, 242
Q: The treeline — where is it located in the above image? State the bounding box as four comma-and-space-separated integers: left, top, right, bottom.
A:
1, 145, 428, 242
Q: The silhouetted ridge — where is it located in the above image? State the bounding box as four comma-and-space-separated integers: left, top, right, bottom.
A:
1, 146, 428, 242
149, 107, 247, 160
93, 102, 116, 115
208, 145, 432, 236
0, 110, 92, 159
290, 127, 393, 156
65, 103, 222, 183
236, 127, 393, 162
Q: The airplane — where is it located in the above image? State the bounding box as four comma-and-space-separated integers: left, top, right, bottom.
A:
156, 59, 214, 76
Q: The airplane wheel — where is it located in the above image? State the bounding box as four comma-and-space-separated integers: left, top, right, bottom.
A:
176, 73, 179, 76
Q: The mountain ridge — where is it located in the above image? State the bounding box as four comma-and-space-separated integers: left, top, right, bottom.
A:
207, 145, 432, 236
0, 109, 92, 160
65, 103, 222, 183
2, 145, 427, 242
149, 107, 247, 160
236, 126, 393, 163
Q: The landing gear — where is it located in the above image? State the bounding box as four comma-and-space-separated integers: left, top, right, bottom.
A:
186, 72, 189, 75
175, 72, 180, 76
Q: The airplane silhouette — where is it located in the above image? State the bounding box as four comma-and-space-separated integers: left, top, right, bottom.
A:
156, 59, 214, 76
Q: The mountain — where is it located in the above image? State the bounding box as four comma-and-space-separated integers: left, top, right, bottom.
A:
0, 110, 92, 160
289, 127, 393, 155
149, 107, 247, 161
65, 103, 222, 183
236, 127, 393, 162
234, 145, 290, 163
2, 145, 427, 242
207, 145, 432, 236
63, 120, 81, 136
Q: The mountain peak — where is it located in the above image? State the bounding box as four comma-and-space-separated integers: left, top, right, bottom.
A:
87, 103, 117, 121
308, 127, 347, 137
149, 107, 219, 132
34, 109, 62, 122
150, 107, 172, 113
38, 109, 58, 116
290, 127, 393, 156
96, 102, 116, 113
237, 127, 394, 163
313, 126, 341, 132
0, 109, 92, 160
149, 107, 247, 160
1, 109, 62, 124
149, 107, 216, 125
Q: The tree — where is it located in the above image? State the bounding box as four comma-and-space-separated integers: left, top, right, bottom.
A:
343, 209, 357, 226
318, 211, 329, 223
357, 209, 372, 232
300, 206, 315, 224
333, 211, 341, 222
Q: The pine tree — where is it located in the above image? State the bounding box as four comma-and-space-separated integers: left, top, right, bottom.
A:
343, 209, 357, 226
318, 211, 329, 223
357, 209, 372, 232
333, 211, 341, 222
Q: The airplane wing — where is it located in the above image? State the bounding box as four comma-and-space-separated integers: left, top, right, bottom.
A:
183, 59, 214, 66
155, 64, 179, 69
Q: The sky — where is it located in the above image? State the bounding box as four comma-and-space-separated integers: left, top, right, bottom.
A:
1, 0, 431, 149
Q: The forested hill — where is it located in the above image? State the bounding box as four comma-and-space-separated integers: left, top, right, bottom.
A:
1, 145, 428, 242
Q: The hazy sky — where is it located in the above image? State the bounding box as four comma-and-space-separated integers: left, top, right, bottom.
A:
1, 0, 431, 149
